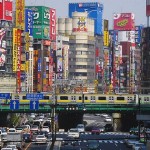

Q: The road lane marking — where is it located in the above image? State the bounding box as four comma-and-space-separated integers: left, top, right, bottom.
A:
24, 142, 31, 150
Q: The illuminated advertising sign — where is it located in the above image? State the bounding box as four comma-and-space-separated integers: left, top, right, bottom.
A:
146, 0, 150, 16
25, 32, 29, 52
78, 3, 98, 8
25, 9, 33, 36
13, 28, 18, 72
104, 19, 108, 31
26, 6, 50, 25
103, 31, 109, 46
135, 26, 143, 44
33, 25, 49, 39
50, 8, 56, 41
16, 0, 25, 30
114, 13, 135, 31
16, 29, 21, 93
57, 57, 63, 73
0, 0, 12, 21
73, 16, 87, 32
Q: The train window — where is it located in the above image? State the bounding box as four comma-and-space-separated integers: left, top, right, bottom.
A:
60, 96, 68, 100
109, 97, 114, 100
98, 97, 106, 100
23, 96, 26, 99
85, 96, 88, 100
79, 96, 82, 100
71, 96, 76, 100
117, 97, 124, 100
144, 98, 147, 101
44, 96, 49, 99
91, 96, 95, 100
147, 97, 149, 101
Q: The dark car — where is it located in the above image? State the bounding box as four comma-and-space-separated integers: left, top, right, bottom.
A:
104, 124, 113, 132
91, 127, 101, 135
23, 133, 33, 142
87, 140, 99, 150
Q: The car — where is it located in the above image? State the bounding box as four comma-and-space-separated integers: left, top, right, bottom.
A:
35, 135, 47, 144
126, 140, 139, 148
132, 142, 145, 150
68, 128, 79, 138
39, 114, 45, 119
1, 148, 13, 150
30, 113, 36, 119
15, 126, 23, 133
87, 140, 99, 150
104, 117, 112, 122
91, 127, 102, 135
104, 124, 113, 132
76, 124, 85, 133
30, 125, 39, 134
8, 128, 16, 133
41, 126, 49, 133
6, 145, 18, 150
38, 131, 49, 138
1, 128, 7, 141
101, 114, 109, 117
23, 133, 33, 142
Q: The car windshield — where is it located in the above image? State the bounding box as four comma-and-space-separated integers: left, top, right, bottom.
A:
37, 135, 45, 138
70, 129, 78, 132
32, 125, 38, 128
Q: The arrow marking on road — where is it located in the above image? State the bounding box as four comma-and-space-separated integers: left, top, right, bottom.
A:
13, 101, 16, 109
33, 101, 36, 109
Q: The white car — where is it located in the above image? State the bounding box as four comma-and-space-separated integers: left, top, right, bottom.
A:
104, 117, 112, 122
35, 135, 47, 144
76, 124, 85, 133
68, 128, 79, 138
41, 126, 49, 133
8, 128, 16, 133
6, 145, 18, 150
30, 125, 39, 134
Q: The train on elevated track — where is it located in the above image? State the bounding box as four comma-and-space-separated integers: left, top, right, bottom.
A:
4, 93, 150, 105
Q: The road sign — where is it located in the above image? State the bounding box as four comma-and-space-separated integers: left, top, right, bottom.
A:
10, 100, 19, 110
0, 93, 10, 99
30, 101, 39, 110
26, 93, 44, 101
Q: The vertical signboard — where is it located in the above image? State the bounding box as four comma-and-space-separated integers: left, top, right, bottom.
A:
146, 0, 150, 16
16, 0, 25, 30
103, 31, 109, 46
16, 29, 21, 93
57, 57, 63, 73
0, 0, 12, 21
25, 9, 33, 35
104, 19, 108, 31
13, 28, 18, 72
50, 8, 56, 41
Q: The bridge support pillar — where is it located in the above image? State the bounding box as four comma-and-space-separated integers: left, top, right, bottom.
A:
112, 113, 121, 132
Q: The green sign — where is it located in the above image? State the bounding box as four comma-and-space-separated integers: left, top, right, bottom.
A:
26, 6, 50, 25
33, 25, 50, 39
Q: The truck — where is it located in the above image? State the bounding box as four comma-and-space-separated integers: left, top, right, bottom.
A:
5, 132, 25, 149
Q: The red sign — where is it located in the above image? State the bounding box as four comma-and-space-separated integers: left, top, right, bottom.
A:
146, 0, 150, 16
113, 13, 135, 31
0, 0, 12, 21
50, 8, 56, 41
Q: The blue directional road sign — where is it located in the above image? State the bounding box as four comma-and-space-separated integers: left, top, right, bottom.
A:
0, 93, 10, 99
30, 101, 39, 110
10, 100, 19, 110
26, 93, 43, 101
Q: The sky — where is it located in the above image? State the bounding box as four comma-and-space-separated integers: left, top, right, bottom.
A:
25, 0, 146, 29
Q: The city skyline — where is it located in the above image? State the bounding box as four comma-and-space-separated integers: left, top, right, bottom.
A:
25, 0, 146, 29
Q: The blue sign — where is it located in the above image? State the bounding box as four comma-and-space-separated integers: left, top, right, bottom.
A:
25, 9, 33, 36
26, 93, 44, 101
10, 100, 19, 110
0, 93, 10, 99
30, 101, 39, 110
38, 58, 41, 71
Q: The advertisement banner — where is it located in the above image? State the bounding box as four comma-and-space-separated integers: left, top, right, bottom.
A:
50, 8, 56, 41
135, 26, 143, 44
25, 61, 29, 72
25, 9, 33, 35
146, 0, 150, 16
21, 64, 25, 71
104, 19, 108, 31
16, 0, 25, 30
26, 6, 50, 25
25, 32, 29, 52
33, 25, 50, 39
103, 31, 109, 46
13, 28, 18, 72
57, 57, 63, 73
38, 58, 41, 71
114, 13, 135, 31
0, 0, 12, 21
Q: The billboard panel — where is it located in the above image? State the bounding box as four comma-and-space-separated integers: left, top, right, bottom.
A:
26, 6, 50, 25
33, 25, 50, 39
118, 31, 135, 43
146, 0, 150, 16
13, 28, 18, 72
0, 0, 12, 21
57, 57, 63, 73
135, 26, 143, 44
25, 9, 33, 36
103, 31, 109, 46
104, 19, 108, 31
113, 13, 135, 31
50, 8, 56, 41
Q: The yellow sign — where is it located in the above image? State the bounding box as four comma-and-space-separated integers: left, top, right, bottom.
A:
21, 64, 25, 71
104, 31, 109, 46
16, 0, 25, 30
25, 32, 29, 52
25, 61, 29, 72
13, 28, 18, 72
